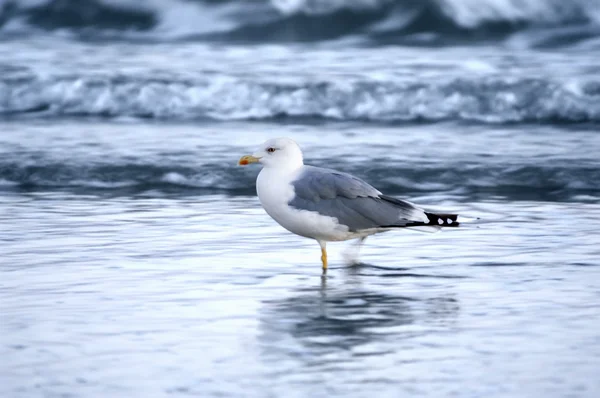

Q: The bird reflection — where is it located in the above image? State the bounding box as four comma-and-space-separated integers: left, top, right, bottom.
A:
259, 274, 460, 363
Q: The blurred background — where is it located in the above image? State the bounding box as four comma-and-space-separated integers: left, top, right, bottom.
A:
1, 1, 600, 397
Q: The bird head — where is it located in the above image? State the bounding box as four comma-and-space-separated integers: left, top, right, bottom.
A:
239, 137, 304, 170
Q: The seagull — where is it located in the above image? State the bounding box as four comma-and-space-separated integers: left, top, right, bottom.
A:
239, 137, 462, 274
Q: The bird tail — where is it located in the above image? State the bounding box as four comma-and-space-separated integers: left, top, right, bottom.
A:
377, 195, 479, 232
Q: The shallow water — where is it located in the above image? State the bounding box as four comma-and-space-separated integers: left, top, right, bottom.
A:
2, 117, 600, 398
2, 192, 600, 397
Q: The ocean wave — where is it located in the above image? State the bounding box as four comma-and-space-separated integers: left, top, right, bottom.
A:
1, 0, 599, 46
1, 159, 598, 201
2, 75, 599, 124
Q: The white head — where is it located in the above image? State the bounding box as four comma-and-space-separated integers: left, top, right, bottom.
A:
239, 137, 304, 171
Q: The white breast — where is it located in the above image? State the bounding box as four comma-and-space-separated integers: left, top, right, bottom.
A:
256, 167, 350, 241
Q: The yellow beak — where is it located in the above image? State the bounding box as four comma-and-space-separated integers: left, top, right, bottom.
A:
238, 155, 261, 166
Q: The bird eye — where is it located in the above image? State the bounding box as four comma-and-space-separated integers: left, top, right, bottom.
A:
266, 147, 276, 153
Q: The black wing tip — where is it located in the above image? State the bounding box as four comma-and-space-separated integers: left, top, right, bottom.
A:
380, 213, 461, 229
424, 212, 460, 227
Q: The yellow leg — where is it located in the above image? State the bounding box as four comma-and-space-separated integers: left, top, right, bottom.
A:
321, 247, 328, 274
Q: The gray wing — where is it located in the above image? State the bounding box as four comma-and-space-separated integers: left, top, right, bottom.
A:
289, 166, 428, 232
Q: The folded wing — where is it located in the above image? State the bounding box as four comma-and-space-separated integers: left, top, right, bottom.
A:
288, 166, 433, 232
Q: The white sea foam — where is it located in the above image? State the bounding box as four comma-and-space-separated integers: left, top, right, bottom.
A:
2, 74, 599, 123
